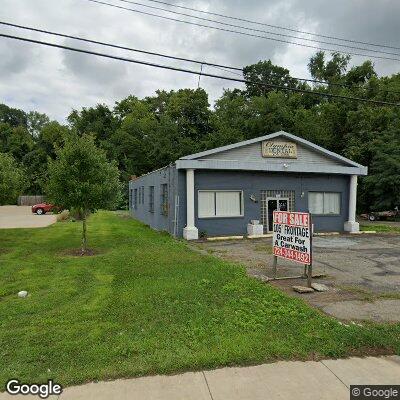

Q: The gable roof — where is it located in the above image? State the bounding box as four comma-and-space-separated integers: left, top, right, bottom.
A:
180, 131, 364, 169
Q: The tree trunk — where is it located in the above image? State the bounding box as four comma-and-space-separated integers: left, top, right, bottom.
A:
81, 212, 87, 255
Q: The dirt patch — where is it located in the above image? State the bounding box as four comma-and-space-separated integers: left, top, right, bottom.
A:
116, 211, 131, 219
346, 346, 396, 358
59, 248, 105, 257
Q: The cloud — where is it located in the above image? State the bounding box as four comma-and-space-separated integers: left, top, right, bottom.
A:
0, 0, 399, 120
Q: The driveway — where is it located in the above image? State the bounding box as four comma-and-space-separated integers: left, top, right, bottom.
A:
0, 206, 57, 229
194, 234, 400, 322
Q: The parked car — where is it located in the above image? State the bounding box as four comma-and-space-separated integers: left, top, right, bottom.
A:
360, 207, 399, 221
31, 202, 57, 215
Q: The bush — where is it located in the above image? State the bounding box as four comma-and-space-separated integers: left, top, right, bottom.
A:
56, 210, 70, 222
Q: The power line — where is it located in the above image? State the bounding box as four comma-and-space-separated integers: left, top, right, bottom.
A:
134, 0, 400, 52
1, 33, 399, 107
84, 0, 400, 63
2, 21, 400, 95
0, 21, 400, 94
111, 0, 400, 58
0, 21, 242, 72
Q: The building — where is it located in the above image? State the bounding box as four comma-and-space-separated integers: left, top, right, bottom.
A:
129, 131, 367, 240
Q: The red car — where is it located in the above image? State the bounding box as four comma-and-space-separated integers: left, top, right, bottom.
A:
31, 202, 57, 215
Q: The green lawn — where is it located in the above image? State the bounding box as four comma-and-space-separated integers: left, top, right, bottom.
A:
0, 212, 399, 388
360, 223, 400, 233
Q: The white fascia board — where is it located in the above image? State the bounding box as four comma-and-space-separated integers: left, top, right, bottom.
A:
180, 131, 285, 160
180, 130, 365, 170
176, 159, 368, 176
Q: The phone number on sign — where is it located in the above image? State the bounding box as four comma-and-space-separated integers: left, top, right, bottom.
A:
273, 247, 311, 264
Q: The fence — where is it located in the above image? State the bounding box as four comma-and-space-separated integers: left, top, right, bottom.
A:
18, 195, 46, 206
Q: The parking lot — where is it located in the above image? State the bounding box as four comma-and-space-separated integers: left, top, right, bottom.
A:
194, 234, 400, 322
0, 206, 57, 229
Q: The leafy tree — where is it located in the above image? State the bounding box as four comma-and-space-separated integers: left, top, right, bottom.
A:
308, 51, 351, 82
164, 88, 212, 142
0, 153, 26, 205
27, 111, 50, 137
37, 121, 70, 157
345, 61, 376, 86
47, 135, 122, 254
68, 104, 118, 144
3, 125, 34, 161
243, 60, 299, 97
0, 104, 27, 127
364, 130, 400, 210
1, 51, 400, 213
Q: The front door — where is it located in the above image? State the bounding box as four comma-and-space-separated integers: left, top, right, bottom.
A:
267, 198, 289, 232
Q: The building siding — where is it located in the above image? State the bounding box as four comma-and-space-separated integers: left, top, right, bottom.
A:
198, 140, 345, 167
128, 132, 365, 238
129, 165, 178, 235
193, 170, 349, 236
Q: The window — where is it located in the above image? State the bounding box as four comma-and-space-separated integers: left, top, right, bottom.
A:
198, 191, 243, 218
308, 192, 340, 215
141, 186, 145, 204
160, 184, 168, 215
133, 189, 138, 209
138, 187, 142, 205
149, 186, 155, 213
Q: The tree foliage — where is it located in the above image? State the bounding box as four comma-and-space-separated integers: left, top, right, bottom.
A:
47, 135, 122, 252
1, 52, 399, 211
0, 153, 26, 205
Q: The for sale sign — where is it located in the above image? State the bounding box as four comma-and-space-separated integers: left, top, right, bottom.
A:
272, 211, 312, 265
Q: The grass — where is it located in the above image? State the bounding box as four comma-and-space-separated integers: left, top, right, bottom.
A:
360, 224, 400, 233
0, 212, 399, 388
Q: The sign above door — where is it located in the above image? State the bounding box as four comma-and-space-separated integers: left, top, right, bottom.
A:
262, 141, 298, 159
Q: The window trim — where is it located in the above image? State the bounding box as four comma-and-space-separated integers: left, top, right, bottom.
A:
160, 183, 169, 216
133, 189, 138, 210
308, 191, 341, 216
149, 186, 155, 213
198, 190, 244, 219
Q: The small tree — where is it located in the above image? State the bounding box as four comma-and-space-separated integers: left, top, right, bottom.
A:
47, 135, 122, 254
0, 153, 26, 205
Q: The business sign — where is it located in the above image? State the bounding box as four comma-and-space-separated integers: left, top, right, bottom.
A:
262, 141, 297, 159
273, 211, 312, 265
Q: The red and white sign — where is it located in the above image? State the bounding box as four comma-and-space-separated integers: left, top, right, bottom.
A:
272, 211, 312, 265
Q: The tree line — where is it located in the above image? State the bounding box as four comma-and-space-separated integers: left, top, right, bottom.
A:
1, 51, 399, 211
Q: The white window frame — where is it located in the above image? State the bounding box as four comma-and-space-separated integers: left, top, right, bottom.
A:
198, 190, 244, 218
308, 192, 341, 216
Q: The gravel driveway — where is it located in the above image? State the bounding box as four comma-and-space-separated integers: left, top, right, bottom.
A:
0, 206, 57, 229
194, 234, 400, 322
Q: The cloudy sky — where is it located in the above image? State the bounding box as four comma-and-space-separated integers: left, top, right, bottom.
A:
1, 0, 399, 121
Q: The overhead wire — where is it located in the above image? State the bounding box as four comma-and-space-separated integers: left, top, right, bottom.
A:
84, 0, 400, 63
131, 0, 400, 51
1, 33, 399, 107
2, 21, 400, 95
108, 0, 400, 57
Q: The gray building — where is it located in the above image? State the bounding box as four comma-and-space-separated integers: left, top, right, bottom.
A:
129, 131, 367, 240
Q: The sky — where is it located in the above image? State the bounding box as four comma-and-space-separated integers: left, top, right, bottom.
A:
1, 0, 400, 121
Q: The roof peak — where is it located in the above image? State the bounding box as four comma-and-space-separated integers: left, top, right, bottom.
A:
180, 130, 364, 170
